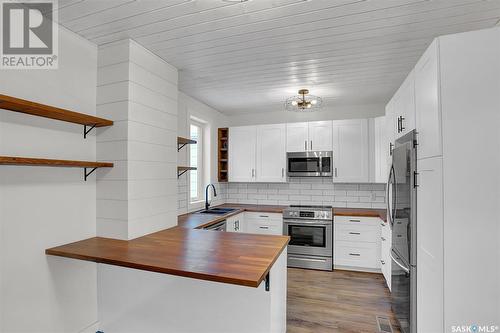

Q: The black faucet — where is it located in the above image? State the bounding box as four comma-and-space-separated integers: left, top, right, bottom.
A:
205, 184, 217, 210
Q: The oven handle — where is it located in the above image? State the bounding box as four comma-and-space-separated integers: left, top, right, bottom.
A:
283, 219, 332, 226
288, 256, 328, 263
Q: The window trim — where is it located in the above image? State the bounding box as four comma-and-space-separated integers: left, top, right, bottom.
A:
189, 119, 205, 204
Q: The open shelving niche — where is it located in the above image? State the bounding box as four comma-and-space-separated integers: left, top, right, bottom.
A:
0, 94, 114, 180
177, 136, 197, 178
218, 128, 228, 182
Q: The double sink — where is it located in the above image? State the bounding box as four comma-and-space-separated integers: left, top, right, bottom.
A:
195, 207, 238, 216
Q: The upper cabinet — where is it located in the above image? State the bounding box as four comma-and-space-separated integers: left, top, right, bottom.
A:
286, 122, 309, 152
415, 39, 442, 160
394, 69, 416, 139
286, 121, 332, 152
228, 126, 257, 182
309, 121, 333, 151
229, 124, 286, 183
256, 124, 287, 183
373, 116, 389, 183
332, 119, 369, 183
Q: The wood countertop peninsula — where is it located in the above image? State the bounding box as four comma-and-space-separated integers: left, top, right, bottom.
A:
45, 203, 385, 288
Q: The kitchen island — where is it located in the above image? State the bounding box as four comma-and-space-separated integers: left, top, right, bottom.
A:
46, 206, 289, 333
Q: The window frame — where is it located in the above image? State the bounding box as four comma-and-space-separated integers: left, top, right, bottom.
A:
189, 119, 205, 204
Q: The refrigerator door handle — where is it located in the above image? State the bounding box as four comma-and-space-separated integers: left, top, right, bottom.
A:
386, 165, 395, 225
390, 249, 410, 274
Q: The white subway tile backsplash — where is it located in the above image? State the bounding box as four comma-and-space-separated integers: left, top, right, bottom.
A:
222, 179, 385, 209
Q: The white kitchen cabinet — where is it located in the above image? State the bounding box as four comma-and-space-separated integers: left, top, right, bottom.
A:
372, 116, 389, 183
416, 157, 443, 333
380, 221, 392, 291
334, 216, 381, 272
229, 126, 257, 182
385, 98, 396, 166
394, 69, 416, 139
256, 124, 286, 182
308, 121, 333, 151
245, 212, 283, 236
226, 213, 246, 233
286, 122, 309, 152
415, 39, 442, 160
286, 121, 332, 152
332, 119, 369, 183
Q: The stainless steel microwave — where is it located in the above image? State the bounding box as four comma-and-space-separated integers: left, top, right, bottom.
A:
287, 151, 333, 177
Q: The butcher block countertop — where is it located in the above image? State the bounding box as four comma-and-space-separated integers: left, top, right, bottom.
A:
45, 203, 385, 288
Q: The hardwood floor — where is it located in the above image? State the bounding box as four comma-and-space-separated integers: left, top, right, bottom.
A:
287, 268, 400, 333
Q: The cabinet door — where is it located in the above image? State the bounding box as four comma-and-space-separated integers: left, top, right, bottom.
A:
227, 213, 245, 233
416, 157, 443, 333
385, 98, 396, 164
308, 121, 333, 151
228, 126, 256, 182
396, 69, 416, 139
256, 124, 286, 182
373, 116, 389, 183
286, 122, 308, 152
332, 119, 369, 183
415, 39, 442, 159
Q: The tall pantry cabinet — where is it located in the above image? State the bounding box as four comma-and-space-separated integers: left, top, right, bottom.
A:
411, 27, 500, 332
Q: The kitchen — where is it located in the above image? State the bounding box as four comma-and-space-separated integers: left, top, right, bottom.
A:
0, 1, 499, 333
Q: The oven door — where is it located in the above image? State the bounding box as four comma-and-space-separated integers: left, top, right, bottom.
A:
284, 220, 332, 257
287, 154, 321, 177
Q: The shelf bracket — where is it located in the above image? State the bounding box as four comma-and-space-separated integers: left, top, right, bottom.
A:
177, 143, 187, 151
84, 167, 97, 181
84, 124, 96, 139
177, 169, 189, 178
265, 273, 270, 292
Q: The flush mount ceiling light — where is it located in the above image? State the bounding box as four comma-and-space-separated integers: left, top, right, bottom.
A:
285, 89, 323, 112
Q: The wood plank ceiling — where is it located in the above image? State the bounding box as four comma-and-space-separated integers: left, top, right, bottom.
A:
57, 0, 500, 115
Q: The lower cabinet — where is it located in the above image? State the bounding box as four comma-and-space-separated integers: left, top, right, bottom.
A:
334, 216, 381, 271
226, 213, 245, 233
380, 220, 392, 291
244, 212, 283, 236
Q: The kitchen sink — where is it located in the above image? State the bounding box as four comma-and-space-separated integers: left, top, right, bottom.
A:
195, 207, 238, 215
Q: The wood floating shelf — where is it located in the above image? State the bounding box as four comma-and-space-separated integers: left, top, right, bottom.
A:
0, 156, 113, 181
177, 166, 197, 178
218, 128, 229, 182
0, 94, 113, 138
177, 136, 197, 151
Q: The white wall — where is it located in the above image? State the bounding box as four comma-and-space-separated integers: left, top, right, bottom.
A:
177, 92, 228, 214
97, 39, 179, 239
227, 103, 384, 127
0, 27, 98, 332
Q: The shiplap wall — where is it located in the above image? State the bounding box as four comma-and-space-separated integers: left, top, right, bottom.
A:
97, 39, 179, 239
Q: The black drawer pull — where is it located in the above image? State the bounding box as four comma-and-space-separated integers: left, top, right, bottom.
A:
349, 253, 361, 256
349, 232, 361, 235
349, 219, 361, 222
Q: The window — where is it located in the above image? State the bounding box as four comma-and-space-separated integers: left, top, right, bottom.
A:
189, 120, 204, 202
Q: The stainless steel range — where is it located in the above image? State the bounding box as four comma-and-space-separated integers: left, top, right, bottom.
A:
283, 205, 333, 271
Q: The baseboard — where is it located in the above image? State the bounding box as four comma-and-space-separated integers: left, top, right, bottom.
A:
334, 265, 382, 274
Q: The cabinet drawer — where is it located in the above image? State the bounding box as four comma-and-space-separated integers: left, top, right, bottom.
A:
335, 223, 379, 242
334, 215, 381, 226
246, 223, 282, 235
245, 212, 282, 220
334, 240, 380, 269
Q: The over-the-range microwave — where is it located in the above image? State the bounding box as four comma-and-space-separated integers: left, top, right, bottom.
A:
287, 151, 333, 177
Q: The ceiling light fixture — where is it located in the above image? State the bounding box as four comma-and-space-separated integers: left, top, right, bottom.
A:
285, 89, 323, 112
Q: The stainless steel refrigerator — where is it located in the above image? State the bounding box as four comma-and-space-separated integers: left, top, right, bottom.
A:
387, 130, 417, 333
